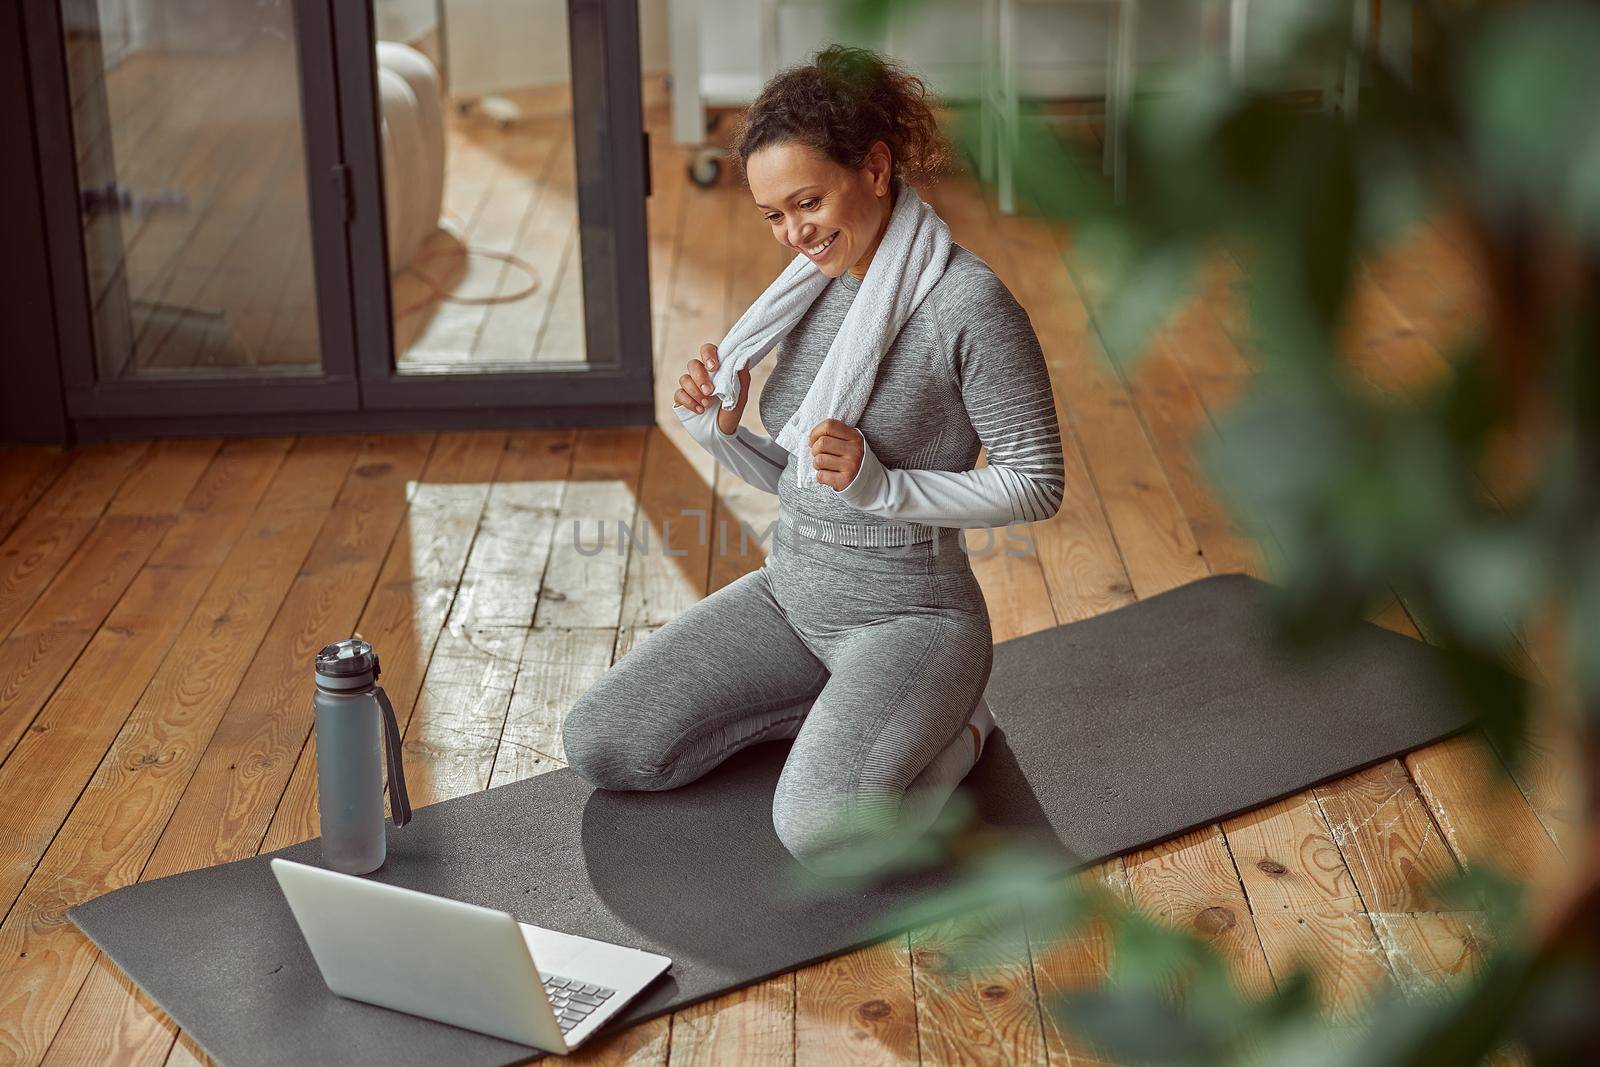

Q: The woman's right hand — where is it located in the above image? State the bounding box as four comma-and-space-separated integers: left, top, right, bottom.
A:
675, 342, 750, 436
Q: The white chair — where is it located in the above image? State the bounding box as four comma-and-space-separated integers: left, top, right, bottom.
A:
980, 0, 1140, 213
1230, 0, 1369, 118
983, 0, 1371, 214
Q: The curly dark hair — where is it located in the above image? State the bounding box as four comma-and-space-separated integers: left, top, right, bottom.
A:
730, 44, 951, 187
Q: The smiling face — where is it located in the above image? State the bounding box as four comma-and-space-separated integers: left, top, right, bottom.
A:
745, 139, 894, 280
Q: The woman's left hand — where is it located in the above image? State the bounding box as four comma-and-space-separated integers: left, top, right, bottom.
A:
808, 419, 864, 491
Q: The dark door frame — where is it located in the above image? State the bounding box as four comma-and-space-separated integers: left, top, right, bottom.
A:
8, 0, 655, 442
0, 2, 69, 444
20, 0, 363, 428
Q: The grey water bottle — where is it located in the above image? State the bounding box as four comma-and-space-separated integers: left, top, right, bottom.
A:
313, 638, 412, 874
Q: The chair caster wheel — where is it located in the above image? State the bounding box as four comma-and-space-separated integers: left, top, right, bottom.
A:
688, 149, 722, 188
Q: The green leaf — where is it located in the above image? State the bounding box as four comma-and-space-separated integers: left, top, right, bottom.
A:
1098, 244, 1198, 370
1428, 525, 1548, 647
1011, 108, 1116, 221
1570, 129, 1600, 243
1287, 126, 1360, 333
1569, 540, 1600, 724
1055, 988, 1224, 1067
1461, 1, 1600, 238
1353, 131, 1436, 252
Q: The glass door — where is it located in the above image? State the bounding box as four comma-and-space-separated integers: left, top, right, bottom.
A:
34, 0, 361, 421
344, 0, 653, 414
24, 0, 652, 435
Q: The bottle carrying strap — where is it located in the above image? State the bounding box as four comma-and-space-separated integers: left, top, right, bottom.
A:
374, 686, 412, 828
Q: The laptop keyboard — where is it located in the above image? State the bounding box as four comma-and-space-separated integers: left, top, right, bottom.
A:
541, 973, 618, 1032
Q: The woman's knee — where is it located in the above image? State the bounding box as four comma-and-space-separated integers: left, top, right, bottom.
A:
771, 800, 845, 872
770, 786, 899, 874
562, 684, 671, 792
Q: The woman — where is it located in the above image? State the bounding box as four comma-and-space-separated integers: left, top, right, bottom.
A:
562, 45, 1065, 874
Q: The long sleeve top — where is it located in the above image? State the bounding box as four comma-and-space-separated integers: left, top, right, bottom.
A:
674, 243, 1065, 546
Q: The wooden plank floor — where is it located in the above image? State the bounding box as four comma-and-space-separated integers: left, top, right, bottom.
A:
0, 74, 1576, 1065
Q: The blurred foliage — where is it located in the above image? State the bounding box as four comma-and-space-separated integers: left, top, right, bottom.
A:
803, 1, 1600, 1064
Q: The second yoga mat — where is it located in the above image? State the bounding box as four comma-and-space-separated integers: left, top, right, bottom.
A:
69, 574, 1482, 1065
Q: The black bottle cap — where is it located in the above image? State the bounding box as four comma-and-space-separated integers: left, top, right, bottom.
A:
315, 637, 380, 681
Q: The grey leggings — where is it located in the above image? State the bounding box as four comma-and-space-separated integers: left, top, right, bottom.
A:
562, 512, 994, 870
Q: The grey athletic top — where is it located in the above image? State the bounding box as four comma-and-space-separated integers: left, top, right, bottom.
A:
674, 242, 1066, 546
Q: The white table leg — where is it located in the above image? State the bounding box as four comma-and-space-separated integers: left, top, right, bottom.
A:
1111, 0, 1137, 203
669, 0, 706, 146
998, 0, 1017, 214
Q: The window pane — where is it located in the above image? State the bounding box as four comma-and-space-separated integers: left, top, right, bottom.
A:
377, 0, 588, 373
62, 0, 325, 379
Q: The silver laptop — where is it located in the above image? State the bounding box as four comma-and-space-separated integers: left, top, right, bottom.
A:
270, 858, 671, 1055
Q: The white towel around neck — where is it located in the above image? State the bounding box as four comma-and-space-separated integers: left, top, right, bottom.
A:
707, 174, 953, 488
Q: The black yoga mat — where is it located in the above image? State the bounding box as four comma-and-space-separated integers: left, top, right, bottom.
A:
69, 574, 1482, 1066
